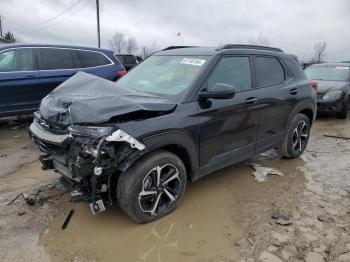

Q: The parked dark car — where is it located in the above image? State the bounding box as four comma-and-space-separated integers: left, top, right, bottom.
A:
114, 53, 138, 71
29, 45, 316, 223
0, 44, 126, 117
305, 63, 350, 118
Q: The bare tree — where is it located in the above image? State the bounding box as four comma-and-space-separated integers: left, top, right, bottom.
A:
141, 41, 160, 59
126, 37, 138, 54
312, 42, 327, 63
4, 31, 17, 43
249, 33, 270, 46
109, 32, 126, 53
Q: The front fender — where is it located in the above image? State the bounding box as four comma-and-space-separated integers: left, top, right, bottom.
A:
116, 131, 199, 180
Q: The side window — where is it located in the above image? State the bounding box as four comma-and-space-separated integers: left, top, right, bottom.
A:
116, 55, 124, 64
255, 57, 285, 87
123, 55, 136, 64
207, 56, 251, 92
0, 48, 34, 72
77, 50, 111, 68
39, 48, 75, 70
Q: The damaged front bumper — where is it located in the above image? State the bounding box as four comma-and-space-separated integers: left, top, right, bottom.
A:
29, 114, 145, 214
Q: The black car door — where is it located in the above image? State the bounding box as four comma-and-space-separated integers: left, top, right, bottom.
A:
197, 56, 261, 176
253, 56, 296, 153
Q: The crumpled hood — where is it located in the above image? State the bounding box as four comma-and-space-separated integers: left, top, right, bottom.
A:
39, 72, 176, 126
316, 80, 348, 94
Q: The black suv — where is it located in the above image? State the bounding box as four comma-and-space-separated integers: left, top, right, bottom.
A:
114, 53, 139, 71
29, 45, 316, 223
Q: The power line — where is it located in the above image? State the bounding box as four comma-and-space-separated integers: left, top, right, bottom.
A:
6, 1, 89, 35
3, 0, 84, 28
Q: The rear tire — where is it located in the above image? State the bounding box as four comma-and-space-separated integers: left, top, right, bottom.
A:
280, 113, 310, 159
117, 150, 187, 223
337, 97, 348, 119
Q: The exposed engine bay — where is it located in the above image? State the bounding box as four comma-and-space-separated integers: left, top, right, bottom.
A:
29, 72, 176, 214
30, 112, 146, 214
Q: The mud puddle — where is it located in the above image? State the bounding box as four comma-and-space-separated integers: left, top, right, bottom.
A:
0, 125, 39, 177
0, 161, 59, 197
40, 166, 250, 262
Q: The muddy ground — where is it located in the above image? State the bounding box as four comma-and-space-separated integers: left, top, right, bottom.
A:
0, 117, 349, 262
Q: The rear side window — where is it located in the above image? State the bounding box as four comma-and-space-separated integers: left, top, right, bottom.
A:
115, 55, 124, 64
123, 55, 136, 64
255, 57, 285, 87
39, 48, 75, 70
285, 60, 304, 78
207, 56, 251, 92
76, 50, 111, 68
0, 48, 34, 72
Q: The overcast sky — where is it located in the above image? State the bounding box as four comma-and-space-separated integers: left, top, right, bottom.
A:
1, 0, 349, 61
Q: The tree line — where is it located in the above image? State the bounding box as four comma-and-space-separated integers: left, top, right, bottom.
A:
109, 32, 160, 59
2, 29, 327, 63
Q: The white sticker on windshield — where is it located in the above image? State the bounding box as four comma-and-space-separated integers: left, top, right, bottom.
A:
180, 58, 206, 66
336, 67, 348, 70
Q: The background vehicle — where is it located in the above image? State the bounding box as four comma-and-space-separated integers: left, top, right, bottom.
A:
29, 45, 316, 223
114, 53, 138, 71
305, 63, 350, 118
0, 44, 126, 117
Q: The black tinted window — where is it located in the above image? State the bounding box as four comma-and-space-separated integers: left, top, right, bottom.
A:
77, 50, 110, 68
116, 55, 124, 63
40, 48, 75, 70
0, 48, 34, 72
123, 55, 136, 64
207, 56, 251, 92
255, 57, 285, 86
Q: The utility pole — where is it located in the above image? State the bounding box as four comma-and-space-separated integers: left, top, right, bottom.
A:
96, 0, 101, 48
0, 15, 3, 38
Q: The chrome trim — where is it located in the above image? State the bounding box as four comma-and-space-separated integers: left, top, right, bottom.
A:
29, 121, 69, 145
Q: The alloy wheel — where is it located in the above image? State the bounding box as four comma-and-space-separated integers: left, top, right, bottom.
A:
291, 120, 309, 153
138, 164, 182, 216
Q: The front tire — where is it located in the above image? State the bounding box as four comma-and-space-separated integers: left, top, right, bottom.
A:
117, 150, 187, 223
280, 113, 310, 158
337, 96, 348, 119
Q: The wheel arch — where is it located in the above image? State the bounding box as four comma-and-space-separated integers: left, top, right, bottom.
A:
299, 108, 314, 125
288, 100, 316, 127
117, 131, 199, 181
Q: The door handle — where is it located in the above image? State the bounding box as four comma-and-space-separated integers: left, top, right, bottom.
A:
289, 88, 299, 95
245, 97, 258, 105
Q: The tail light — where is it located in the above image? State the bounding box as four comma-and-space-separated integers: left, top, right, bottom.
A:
310, 80, 318, 91
117, 69, 126, 77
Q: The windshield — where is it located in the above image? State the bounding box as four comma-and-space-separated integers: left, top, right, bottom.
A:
305, 65, 350, 81
115, 55, 208, 97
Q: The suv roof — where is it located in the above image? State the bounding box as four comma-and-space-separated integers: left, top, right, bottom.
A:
156, 45, 295, 60
0, 43, 113, 53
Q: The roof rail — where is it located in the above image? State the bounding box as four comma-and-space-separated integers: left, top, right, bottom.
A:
216, 44, 283, 52
162, 46, 198, 51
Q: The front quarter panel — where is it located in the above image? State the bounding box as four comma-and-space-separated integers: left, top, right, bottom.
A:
115, 102, 200, 178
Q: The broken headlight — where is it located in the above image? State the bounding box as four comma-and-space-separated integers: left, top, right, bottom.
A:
68, 125, 113, 138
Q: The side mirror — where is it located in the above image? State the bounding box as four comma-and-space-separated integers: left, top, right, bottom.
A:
198, 83, 236, 99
